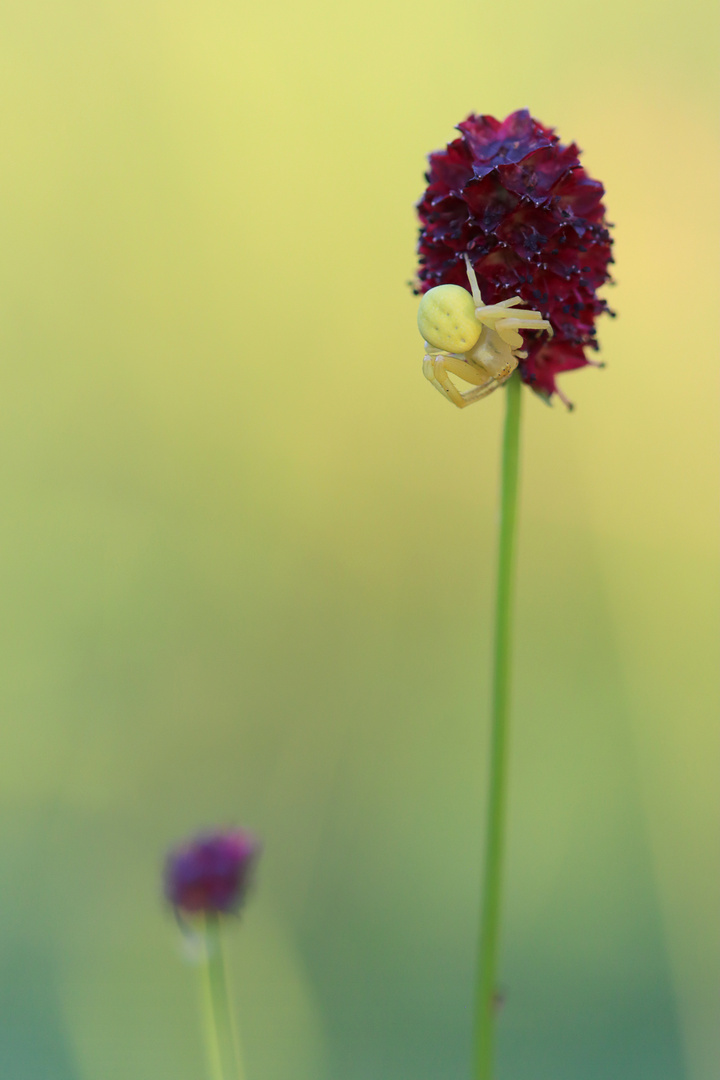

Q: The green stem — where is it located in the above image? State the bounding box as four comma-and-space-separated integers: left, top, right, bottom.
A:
474, 372, 523, 1080
201, 914, 245, 1080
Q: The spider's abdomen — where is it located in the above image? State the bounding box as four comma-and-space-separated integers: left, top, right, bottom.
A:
417, 284, 482, 353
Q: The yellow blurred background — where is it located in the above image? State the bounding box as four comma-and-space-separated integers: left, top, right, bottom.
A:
0, 0, 717, 1077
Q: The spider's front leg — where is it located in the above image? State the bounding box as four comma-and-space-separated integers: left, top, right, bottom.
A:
422, 349, 501, 409
493, 313, 553, 350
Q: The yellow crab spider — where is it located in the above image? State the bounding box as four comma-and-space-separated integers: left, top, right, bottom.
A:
418, 255, 553, 408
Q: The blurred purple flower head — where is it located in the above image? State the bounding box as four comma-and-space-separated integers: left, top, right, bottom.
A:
164, 829, 260, 915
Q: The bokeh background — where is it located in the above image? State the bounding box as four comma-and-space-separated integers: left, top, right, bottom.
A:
0, 0, 717, 1077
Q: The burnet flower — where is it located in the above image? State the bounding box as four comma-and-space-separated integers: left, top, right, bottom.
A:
413, 113, 615, 1080
164, 829, 260, 916
164, 829, 260, 1080
415, 109, 614, 407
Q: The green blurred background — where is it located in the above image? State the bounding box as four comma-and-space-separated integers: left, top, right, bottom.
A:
0, 0, 717, 1077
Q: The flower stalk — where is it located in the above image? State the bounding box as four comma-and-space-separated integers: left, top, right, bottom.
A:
201, 913, 245, 1080
474, 372, 523, 1080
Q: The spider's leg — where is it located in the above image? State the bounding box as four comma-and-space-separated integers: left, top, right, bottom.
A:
423, 352, 496, 409
423, 355, 470, 408
463, 255, 484, 307
460, 361, 516, 404
440, 355, 493, 386
461, 378, 505, 404
475, 298, 524, 321
494, 316, 553, 349
497, 315, 552, 331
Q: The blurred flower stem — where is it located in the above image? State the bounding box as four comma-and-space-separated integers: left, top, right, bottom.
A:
475, 372, 523, 1080
201, 913, 245, 1080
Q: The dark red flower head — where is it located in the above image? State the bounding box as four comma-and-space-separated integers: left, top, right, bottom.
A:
416, 110, 614, 403
164, 829, 260, 915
